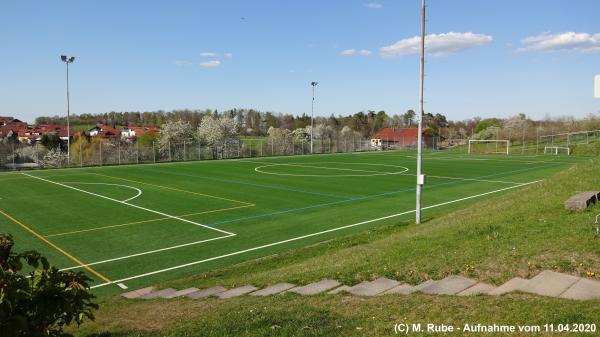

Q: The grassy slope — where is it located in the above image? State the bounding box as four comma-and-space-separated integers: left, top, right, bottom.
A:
72, 156, 600, 336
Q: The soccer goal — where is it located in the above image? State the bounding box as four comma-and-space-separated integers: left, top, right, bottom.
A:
468, 140, 510, 155
544, 146, 571, 156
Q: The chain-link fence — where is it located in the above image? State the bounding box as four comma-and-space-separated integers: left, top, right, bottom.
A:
0, 136, 398, 171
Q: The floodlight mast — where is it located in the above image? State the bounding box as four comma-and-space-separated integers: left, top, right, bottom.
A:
415, 0, 426, 224
310, 81, 318, 154
61, 55, 75, 166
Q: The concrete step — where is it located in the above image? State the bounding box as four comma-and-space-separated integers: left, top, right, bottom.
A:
250, 283, 296, 296
420, 275, 478, 295
382, 284, 415, 295
328, 285, 352, 294
288, 279, 340, 295
347, 277, 400, 296
216, 285, 258, 299
186, 286, 227, 299
162, 287, 200, 299
559, 278, 600, 300
488, 277, 529, 295
519, 270, 580, 297
413, 279, 439, 292
457, 282, 496, 296
121, 286, 155, 299
140, 288, 177, 299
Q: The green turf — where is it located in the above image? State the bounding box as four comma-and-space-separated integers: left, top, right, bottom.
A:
0, 150, 585, 294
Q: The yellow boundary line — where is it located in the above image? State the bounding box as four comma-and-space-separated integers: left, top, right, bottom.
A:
44, 204, 255, 238
0, 209, 113, 284
92, 172, 254, 206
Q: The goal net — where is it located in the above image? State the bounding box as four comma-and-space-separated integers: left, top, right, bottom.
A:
544, 146, 571, 156
468, 140, 510, 155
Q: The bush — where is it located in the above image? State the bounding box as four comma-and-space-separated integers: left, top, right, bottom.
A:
0, 234, 98, 337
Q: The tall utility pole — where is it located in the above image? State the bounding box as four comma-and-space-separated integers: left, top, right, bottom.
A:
61, 55, 75, 166
415, 0, 426, 224
310, 81, 318, 154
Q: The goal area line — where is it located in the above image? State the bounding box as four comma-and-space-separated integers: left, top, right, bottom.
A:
86, 180, 541, 289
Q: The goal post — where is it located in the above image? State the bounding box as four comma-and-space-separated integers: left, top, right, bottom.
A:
468, 139, 510, 155
544, 146, 571, 156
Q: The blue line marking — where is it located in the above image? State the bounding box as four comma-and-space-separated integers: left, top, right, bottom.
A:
207, 162, 564, 227
137, 166, 349, 200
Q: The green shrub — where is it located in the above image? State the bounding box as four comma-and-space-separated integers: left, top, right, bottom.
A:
0, 234, 98, 337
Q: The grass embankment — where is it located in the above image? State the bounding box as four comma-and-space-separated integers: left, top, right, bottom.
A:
74, 157, 600, 337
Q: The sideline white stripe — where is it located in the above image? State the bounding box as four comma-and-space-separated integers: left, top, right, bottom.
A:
402, 173, 522, 185
22, 173, 236, 236
60, 234, 235, 271
90, 180, 541, 289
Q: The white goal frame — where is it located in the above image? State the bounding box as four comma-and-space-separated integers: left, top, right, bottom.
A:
544, 146, 571, 156
468, 140, 510, 155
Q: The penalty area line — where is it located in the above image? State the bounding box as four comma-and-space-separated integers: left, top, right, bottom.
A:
22, 173, 236, 237
90, 180, 541, 289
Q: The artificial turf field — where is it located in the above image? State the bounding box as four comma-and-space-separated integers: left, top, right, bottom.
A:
0, 150, 584, 295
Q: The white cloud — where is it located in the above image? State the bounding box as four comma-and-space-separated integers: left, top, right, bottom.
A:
224, 52, 233, 58
365, 2, 383, 9
200, 51, 217, 57
340, 49, 357, 56
340, 48, 372, 56
380, 32, 493, 58
199, 60, 221, 68
518, 32, 600, 53
174, 60, 193, 66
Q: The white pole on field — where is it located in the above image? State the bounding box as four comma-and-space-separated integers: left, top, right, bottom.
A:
415, 0, 426, 224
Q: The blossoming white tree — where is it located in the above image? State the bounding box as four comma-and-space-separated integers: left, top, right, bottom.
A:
157, 120, 195, 155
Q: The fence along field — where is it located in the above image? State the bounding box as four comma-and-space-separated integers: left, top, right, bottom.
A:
0, 150, 583, 293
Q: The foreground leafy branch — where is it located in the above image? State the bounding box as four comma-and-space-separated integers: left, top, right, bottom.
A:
0, 233, 98, 337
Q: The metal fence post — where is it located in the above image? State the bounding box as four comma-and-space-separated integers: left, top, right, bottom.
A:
79, 141, 83, 168
99, 141, 102, 166
136, 141, 140, 164
168, 141, 172, 161
11, 143, 15, 170
118, 142, 121, 165
153, 141, 156, 163
183, 141, 186, 161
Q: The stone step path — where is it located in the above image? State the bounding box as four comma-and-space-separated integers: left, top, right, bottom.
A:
121, 270, 600, 301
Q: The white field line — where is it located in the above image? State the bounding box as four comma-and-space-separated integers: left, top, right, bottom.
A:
60, 234, 235, 272
401, 173, 522, 185
61, 182, 143, 202
22, 173, 236, 236
244, 160, 407, 170
252, 161, 409, 177
89, 180, 541, 289
263, 163, 391, 173
246, 160, 519, 184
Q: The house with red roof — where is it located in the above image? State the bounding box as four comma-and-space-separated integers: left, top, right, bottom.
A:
120, 126, 160, 140
370, 128, 436, 149
89, 124, 120, 139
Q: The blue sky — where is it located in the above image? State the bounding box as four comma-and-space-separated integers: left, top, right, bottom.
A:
1, 0, 599, 123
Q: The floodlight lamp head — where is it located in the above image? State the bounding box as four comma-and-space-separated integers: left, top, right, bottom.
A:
311, 81, 318, 87
61, 55, 75, 63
